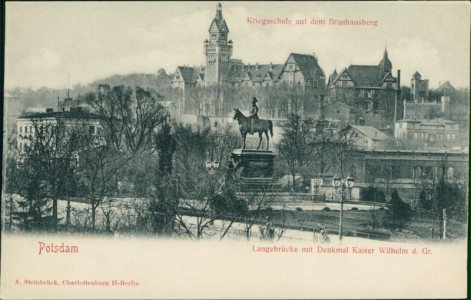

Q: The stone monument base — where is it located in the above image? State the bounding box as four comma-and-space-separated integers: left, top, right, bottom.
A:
230, 149, 277, 191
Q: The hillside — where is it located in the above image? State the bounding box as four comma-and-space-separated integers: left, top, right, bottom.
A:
4, 70, 174, 134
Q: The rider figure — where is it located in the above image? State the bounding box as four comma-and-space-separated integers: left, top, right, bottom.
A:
249, 97, 259, 134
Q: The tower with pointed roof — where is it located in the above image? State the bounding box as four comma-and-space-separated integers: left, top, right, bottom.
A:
204, 3, 233, 86
411, 71, 429, 102
378, 48, 392, 78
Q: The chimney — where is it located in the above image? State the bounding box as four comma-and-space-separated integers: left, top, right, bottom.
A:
319, 95, 325, 120
397, 70, 401, 89
394, 69, 401, 122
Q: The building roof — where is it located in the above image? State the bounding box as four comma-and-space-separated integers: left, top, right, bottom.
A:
323, 101, 357, 111
174, 66, 205, 84
329, 50, 396, 88
350, 125, 390, 140
288, 53, 325, 80
396, 118, 458, 125
378, 49, 392, 72
226, 64, 284, 83
328, 69, 338, 85
348, 65, 383, 87
209, 3, 229, 33
156, 68, 172, 85
18, 110, 105, 121
437, 81, 457, 93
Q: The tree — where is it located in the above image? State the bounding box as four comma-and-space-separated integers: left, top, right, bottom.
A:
155, 118, 176, 177
361, 186, 386, 203
77, 142, 132, 231
277, 113, 316, 191
384, 190, 411, 231
416, 159, 468, 238
14, 119, 80, 231
77, 85, 168, 230
86, 84, 167, 152
311, 119, 338, 175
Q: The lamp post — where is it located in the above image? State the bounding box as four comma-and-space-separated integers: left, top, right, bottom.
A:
205, 158, 221, 225
332, 175, 354, 241
205, 160, 220, 175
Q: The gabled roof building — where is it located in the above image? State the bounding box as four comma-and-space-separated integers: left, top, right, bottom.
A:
326, 49, 401, 129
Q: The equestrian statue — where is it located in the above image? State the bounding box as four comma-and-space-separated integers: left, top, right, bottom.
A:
233, 97, 273, 150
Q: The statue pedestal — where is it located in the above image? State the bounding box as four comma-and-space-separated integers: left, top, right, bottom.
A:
230, 149, 277, 190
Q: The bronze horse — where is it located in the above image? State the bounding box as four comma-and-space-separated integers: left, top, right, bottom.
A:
233, 108, 273, 150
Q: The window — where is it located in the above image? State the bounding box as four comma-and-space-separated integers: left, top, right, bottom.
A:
413, 166, 422, 178
89, 126, 95, 135
447, 167, 454, 179
25, 127, 28, 133
19, 126, 22, 133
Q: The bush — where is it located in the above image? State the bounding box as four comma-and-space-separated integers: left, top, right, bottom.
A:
211, 193, 248, 216
383, 190, 411, 231
351, 207, 359, 211
296, 207, 303, 211
322, 207, 331, 212
361, 186, 386, 203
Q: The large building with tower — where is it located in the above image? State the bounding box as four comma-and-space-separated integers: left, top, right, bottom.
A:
171, 3, 326, 121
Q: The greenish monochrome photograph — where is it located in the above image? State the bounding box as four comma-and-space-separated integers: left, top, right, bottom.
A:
2, 1, 469, 299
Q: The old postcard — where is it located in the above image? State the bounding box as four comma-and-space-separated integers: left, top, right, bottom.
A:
2, 1, 469, 299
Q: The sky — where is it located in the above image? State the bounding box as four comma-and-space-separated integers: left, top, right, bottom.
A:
5, 1, 470, 90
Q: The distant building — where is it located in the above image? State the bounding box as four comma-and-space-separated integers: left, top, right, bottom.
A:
411, 71, 429, 102
172, 66, 205, 90
349, 149, 468, 203
171, 3, 326, 120
394, 118, 459, 148
326, 49, 401, 129
16, 108, 104, 153
403, 95, 450, 119
340, 125, 391, 150
437, 81, 458, 96
156, 68, 172, 87
58, 97, 92, 113
323, 102, 359, 126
